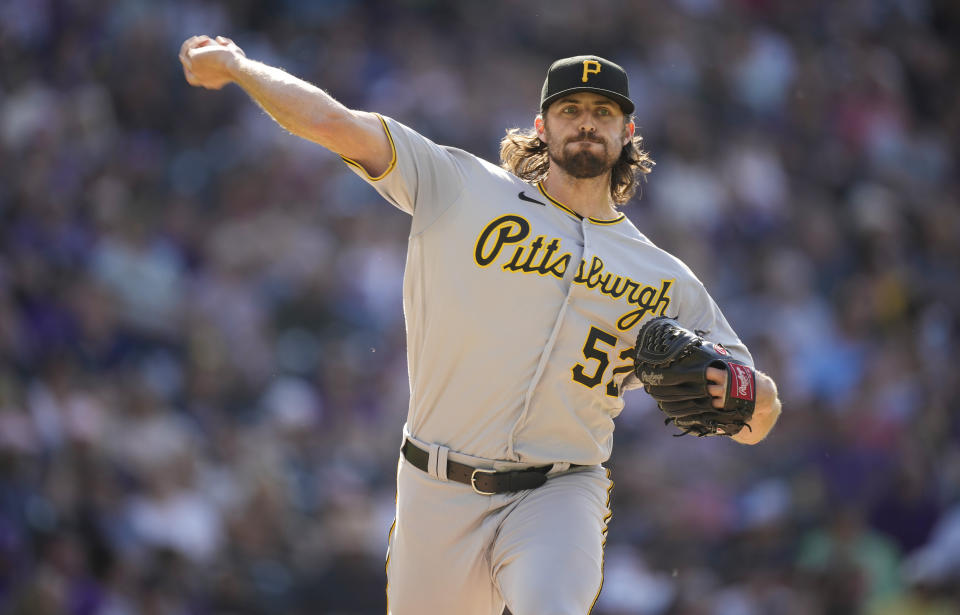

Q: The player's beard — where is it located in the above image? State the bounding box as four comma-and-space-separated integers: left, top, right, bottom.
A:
546, 128, 622, 179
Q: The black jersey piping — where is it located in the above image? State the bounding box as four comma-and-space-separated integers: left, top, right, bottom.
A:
536, 183, 626, 225
340, 114, 398, 181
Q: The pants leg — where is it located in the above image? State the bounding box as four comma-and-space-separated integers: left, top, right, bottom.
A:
492, 467, 612, 615
386, 458, 506, 615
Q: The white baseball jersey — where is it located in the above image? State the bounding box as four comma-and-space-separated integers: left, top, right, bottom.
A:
342, 115, 752, 467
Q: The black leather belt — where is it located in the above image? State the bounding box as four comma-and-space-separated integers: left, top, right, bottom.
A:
401, 439, 555, 495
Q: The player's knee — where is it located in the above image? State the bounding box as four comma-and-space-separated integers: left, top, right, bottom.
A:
506, 595, 594, 615
503, 577, 599, 615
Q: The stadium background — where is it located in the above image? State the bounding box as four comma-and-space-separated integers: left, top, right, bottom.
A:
1, 0, 958, 613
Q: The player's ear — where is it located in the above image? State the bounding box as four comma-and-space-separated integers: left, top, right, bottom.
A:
624, 120, 635, 146
535, 115, 546, 141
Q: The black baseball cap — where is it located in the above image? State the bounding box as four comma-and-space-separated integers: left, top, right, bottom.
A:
540, 55, 634, 115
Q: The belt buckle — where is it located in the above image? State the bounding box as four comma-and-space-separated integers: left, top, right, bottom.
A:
470, 468, 498, 495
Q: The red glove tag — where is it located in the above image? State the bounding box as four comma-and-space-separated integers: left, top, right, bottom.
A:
728, 364, 755, 401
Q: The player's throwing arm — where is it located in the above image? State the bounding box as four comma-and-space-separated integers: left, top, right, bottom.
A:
178, 34, 392, 177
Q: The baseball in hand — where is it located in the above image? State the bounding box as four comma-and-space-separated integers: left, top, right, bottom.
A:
179, 35, 245, 90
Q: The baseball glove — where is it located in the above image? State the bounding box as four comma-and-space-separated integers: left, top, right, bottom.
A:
634, 316, 756, 437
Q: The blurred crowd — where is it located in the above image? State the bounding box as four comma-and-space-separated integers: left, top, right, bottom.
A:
1, 0, 958, 613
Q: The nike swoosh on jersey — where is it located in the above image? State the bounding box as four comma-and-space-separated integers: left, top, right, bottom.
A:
518, 191, 546, 206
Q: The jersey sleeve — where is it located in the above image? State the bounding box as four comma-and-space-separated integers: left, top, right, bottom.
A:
674, 278, 754, 367
340, 114, 468, 227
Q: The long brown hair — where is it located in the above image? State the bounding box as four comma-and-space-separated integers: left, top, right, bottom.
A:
499, 120, 655, 205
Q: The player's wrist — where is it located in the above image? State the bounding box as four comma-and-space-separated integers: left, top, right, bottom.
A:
753, 371, 779, 415
223, 52, 248, 82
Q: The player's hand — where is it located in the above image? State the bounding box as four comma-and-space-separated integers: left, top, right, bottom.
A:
179, 35, 245, 90
706, 366, 727, 409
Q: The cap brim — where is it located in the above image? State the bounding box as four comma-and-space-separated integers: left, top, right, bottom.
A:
541, 87, 635, 114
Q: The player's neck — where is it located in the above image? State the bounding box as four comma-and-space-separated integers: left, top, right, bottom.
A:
541, 168, 618, 220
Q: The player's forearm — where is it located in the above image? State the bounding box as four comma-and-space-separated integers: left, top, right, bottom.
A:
182, 36, 391, 174
227, 57, 390, 173
228, 57, 353, 146
731, 371, 781, 445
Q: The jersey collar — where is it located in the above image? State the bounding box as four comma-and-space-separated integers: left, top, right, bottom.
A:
536, 182, 626, 225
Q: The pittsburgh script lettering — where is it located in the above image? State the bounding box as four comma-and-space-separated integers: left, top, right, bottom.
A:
474, 216, 672, 330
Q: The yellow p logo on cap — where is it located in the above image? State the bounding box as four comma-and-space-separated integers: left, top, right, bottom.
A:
581, 60, 601, 82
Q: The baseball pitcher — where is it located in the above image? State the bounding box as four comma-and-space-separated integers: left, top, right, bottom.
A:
179, 36, 783, 615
